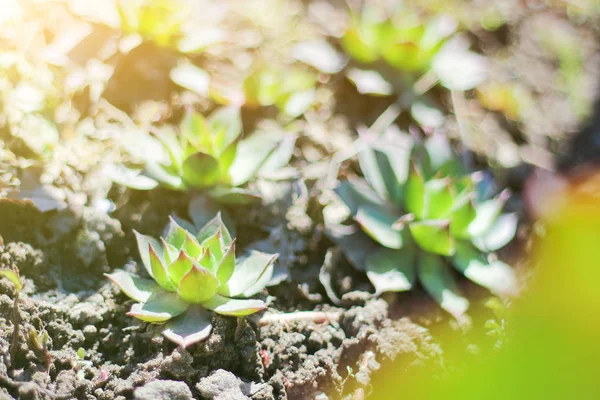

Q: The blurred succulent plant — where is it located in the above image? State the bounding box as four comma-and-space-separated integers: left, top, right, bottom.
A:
110, 106, 295, 204
106, 214, 277, 348
329, 133, 517, 317
117, 0, 190, 47
341, 6, 486, 92
243, 66, 318, 119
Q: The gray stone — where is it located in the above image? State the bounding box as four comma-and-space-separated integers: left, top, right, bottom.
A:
134, 380, 193, 400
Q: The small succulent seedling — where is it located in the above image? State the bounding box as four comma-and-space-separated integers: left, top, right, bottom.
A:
106, 214, 277, 348
331, 133, 517, 317
111, 106, 295, 204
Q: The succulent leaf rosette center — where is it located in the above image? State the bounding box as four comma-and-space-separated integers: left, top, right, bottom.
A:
106, 213, 277, 348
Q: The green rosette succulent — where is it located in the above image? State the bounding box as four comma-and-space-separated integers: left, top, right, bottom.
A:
330, 133, 517, 317
106, 213, 277, 348
110, 106, 295, 204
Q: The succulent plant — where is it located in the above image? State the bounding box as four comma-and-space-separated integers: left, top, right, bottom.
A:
110, 106, 295, 204
329, 132, 517, 317
106, 214, 277, 348
341, 6, 486, 92
117, 0, 189, 47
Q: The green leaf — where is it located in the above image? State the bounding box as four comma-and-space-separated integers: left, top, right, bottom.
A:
203, 294, 266, 316
0, 269, 23, 291
165, 216, 188, 249
405, 163, 425, 219
423, 178, 455, 219
335, 178, 387, 216
365, 246, 416, 294
127, 291, 189, 323
149, 244, 176, 291
177, 263, 220, 304
167, 250, 194, 287
182, 233, 203, 259
196, 212, 233, 246
217, 240, 236, 285
341, 22, 381, 64
181, 110, 210, 151
452, 241, 517, 296
450, 195, 477, 239
182, 152, 222, 188
134, 230, 163, 278
209, 106, 243, 150
355, 203, 403, 249
105, 271, 159, 303
418, 253, 469, 317
144, 161, 183, 189
227, 131, 280, 186
105, 165, 159, 190
221, 251, 276, 297
282, 88, 315, 118
473, 213, 518, 252
163, 306, 213, 348
170, 63, 210, 97
258, 134, 297, 175
152, 128, 184, 173
200, 229, 224, 261
161, 238, 180, 265
468, 190, 510, 237
207, 187, 260, 205
326, 223, 379, 272
409, 220, 455, 256
358, 143, 410, 204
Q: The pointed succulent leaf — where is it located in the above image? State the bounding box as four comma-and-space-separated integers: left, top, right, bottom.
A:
182, 152, 222, 189
326, 223, 380, 272
423, 178, 455, 219
207, 187, 261, 205
105, 271, 159, 303
149, 244, 176, 291
161, 238, 180, 265
450, 195, 477, 239
209, 106, 243, 150
106, 164, 160, 190
144, 161, 183, 190
203, 294, 266, 316
167, 250, 194, 286
165, 216, 188, 249
259, 133, 297, 175
473, 213, 518, 252
181, 110, 209, 150
127, 291, 189, 322
335, 178, 386, 217
410, 220, 455, 256
468, 190, 510, 237
201, 229, 224, 261
365, 246, 416, 294
217, 240, 236, 285
196, 212, 233, 246
418, 253, 469, 317
228, 131, 279, 186
134, 230, 163, 278
359, 143, 410, 204
241, 258, 275, 297
182, 233, 203, 259
0, 269, 22, 291
221, 251, 276, 297
355, 204, 403, 249
152, 128, 184, 172
163, 306, 213, 348
452, 241, 517, 296
177, 263, 220, 304
405, 163, 425, 219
